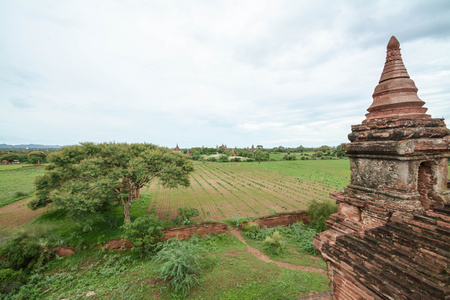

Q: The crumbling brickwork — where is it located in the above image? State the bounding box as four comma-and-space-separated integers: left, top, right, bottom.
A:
314, 36, 450, 299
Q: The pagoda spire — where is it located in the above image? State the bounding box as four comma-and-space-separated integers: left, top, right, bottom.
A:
365, 36, 429, 122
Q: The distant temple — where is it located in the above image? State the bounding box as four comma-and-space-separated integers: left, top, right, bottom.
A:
172, 144, 182, 152
314, 36, 450, 299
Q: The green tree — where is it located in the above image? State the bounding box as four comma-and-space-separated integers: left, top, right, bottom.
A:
28, 142, 194, 222
1, 152, 19, 162
255, 145, 263, 164
28, 151, 47, 164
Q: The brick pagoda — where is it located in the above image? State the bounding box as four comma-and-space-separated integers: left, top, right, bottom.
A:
314, 36, 450, 299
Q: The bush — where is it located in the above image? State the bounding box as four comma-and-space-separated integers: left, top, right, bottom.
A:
246, 158, 255, 162
0, 232, 53, 271
229, 217, 243, 227
0, 268, 26, 295
174, 207, 200, 225
263, 231, 285, 256
153, 238, 205, 296
307, 200, 338, 232
282, 154, 297, 161
231, 157, 241, 162
207, 157, 217, 162
122, 215, 163, 255
241, 221, 259, 234
218, 155, 229, 162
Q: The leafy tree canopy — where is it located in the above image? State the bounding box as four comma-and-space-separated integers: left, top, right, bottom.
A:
28, 142, 194, 222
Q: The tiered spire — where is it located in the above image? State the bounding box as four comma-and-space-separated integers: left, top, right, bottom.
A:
365, 36, 429, 122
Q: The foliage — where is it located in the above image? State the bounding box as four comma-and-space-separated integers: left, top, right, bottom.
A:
27, 151, 47, 164
0, 152, 20, 162
262, 231, 285, 256
0, 232, 53, 271
153, 237, 206, 296
218, 155, 229, 162
283, 154, 297, 160
28, 142, 194, 222
296, 226, 319, 255
242, 223, 319, 256
307, 199, 338, 232
0, 267, 26, 295
229, 217, 244, 227
122, 215, 163, 255
241, 221, 259, 234
174, 207, 200, 225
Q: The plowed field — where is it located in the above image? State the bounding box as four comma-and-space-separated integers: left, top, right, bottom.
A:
145, 160, 350, 221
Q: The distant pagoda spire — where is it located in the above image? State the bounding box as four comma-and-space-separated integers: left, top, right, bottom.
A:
365, 36, 429, 122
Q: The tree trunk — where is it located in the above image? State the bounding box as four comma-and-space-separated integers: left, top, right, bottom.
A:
123, 192, 133, 223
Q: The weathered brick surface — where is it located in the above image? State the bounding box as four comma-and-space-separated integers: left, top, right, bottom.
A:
322, 204, 450, 299
240, 210, 310, 229
162, 222, 228, 241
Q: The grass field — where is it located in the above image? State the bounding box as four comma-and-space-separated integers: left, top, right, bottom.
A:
0, 164, 45, 207
145, 160, 349, 222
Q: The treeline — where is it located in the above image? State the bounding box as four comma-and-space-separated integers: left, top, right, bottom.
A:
0, 149, 58, 164
181, 144, 345, 161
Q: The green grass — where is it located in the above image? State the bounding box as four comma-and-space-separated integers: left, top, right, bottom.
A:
20, 194, 155, 248
0, 164, 45, 207
11, 234, 329, 299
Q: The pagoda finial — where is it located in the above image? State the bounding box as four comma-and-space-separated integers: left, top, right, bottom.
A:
364, 36, 429, 122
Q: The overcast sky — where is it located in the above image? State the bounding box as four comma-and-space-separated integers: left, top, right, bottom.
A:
1, 0, 449, 148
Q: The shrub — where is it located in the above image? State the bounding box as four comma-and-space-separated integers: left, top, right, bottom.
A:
241, 221, 259, 233
263, 231, 285, 256
0, 232, 53, 271
174, 207, 200, 225
231, 157, 241, 162
282, 154, 297, 161
0, 268, 26, 295
230, 217, 242, 227
122, 215, 163, 255
246, 158, 255, 162
218, 155, 229, 162
307, 200, 338, 232
153, 238, 205, 296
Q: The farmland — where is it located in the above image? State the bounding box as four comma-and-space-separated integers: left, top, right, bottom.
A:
0, 164, 45, 207
144, 159, 350, 222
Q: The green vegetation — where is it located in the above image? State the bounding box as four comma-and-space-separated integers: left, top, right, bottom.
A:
122, 215, 164, 255
307, 199, 338, 232
145, 160, 350, 221
0, 164, 45, 207
242, 222, 322, 257
0, 155, 350, 299
174, 207, 200, 225
0, 229, 329, 299
28, 142, 194, 222
263, 231, 285, 256
154, 237, 206, 296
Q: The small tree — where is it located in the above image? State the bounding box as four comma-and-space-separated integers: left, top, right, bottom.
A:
28, 151, 47, 164
28, 142, 194, 222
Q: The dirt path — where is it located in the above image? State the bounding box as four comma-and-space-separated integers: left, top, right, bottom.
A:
0, 198, 47, 228
230, 229, 326, 275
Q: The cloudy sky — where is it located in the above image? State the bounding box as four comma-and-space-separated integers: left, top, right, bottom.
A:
1, 0, 449, 148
